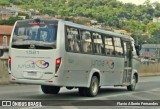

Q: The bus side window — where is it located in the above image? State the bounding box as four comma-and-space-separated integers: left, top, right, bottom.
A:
93, 33, 103, 55
66, 27, 73, 51
114, 37, 123, 56
104, 36, 114, 56
80, 30, 92, 53
66, 27, 81, 52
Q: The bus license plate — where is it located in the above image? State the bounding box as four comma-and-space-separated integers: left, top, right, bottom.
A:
23, 71, 42, 79
27, 71, 37, 76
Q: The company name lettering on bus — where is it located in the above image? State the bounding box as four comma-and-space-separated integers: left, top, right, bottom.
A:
18, 60, 49, 69
91, 60, 105, 67
91, 59, 114, 69
26, 50, 39, 55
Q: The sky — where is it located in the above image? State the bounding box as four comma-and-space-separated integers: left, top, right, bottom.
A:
118, 0, 160, 5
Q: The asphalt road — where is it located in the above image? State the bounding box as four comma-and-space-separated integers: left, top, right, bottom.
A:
0, 76, 160, 109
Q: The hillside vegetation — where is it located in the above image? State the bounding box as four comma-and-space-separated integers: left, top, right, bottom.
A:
1, 0, 160, 43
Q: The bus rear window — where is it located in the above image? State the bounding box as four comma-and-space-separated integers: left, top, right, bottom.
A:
12, 19, 58, 49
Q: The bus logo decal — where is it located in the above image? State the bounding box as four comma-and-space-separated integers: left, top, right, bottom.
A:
18, 60, 49, 69
107, 59, 114, 69
36, 60, 49, 69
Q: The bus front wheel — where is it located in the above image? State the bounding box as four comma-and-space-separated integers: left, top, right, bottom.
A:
127, 74, 137, 91
41, 85, 60, 94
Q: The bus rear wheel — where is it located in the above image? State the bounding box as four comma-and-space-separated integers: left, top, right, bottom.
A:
79, 76, 99, 97
127, 74, 137, 91
41, 85, 60, 94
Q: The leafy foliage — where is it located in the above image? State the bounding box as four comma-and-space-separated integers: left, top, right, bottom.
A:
1, 0, 160, 43
0, 17, 23, 25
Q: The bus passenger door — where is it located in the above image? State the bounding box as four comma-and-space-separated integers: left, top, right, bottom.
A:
123, 42, 132, 84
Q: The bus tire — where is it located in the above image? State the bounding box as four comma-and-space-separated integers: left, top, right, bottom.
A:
127, 74, 137, 91
85, 76, 99, 97
41, 85, 60, 94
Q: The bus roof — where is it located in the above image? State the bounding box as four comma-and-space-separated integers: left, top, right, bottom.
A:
15, 19, 134, 42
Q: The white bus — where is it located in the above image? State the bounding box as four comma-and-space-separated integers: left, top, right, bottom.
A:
8, 19, 141, 97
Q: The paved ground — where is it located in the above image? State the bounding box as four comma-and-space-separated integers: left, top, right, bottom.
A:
0, 76, 160, 109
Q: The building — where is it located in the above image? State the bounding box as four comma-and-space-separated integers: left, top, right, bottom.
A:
0, 8, 18, 20
140, 44, 160, 59
0, 25, 13, 46
153, 17, 160, 23
0, 5, 20, 20
0, 25, 13, 59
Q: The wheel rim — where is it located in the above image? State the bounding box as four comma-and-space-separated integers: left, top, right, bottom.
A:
91, 79, 98, 94
132, 76, 136, 89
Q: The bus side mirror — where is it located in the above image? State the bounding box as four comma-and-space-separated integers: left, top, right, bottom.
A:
135, 44, 141, 56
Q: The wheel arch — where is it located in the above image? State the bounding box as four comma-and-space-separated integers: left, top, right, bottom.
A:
134, 72, 138, 83
87, 68, 101, 87
132, 69, 139, 83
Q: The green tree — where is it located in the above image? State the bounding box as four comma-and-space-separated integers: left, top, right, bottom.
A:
0, 16, 22, 25
0, 0, 10, 6
147, 22, 160, 35
5, 0, 160, 42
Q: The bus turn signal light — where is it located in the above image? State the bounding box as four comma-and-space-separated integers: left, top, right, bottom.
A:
8, 56, 11, 71
56, 58, 61, 65
55, 58, 61, 73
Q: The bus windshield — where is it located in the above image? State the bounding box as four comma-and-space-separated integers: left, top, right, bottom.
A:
11, 19, 58, 49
